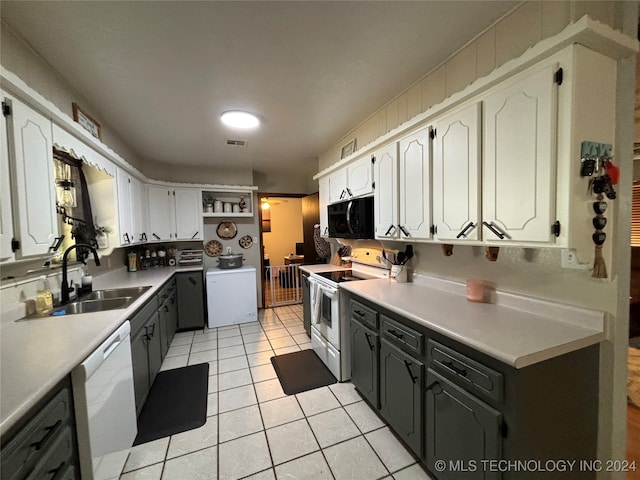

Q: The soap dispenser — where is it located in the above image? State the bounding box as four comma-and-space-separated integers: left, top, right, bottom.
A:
36, 276, 53, 315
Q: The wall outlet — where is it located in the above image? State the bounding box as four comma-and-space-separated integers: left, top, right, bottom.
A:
561, 249, 590, 270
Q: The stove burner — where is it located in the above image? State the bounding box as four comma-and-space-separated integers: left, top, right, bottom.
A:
315, 270, 373, 283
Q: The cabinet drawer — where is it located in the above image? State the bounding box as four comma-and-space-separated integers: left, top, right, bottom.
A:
381, 315, 423, 355
428, 340, 503, 403
25, 426, 75, 480
2, 387, 72, 480
350, 299, 378, 330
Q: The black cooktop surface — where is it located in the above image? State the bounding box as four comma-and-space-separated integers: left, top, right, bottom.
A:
315, 270, 372, 283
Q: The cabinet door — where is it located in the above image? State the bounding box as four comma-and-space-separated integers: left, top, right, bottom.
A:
425, 369, 502, 480
177, 272, 205, 329
433, 103, 481, 241
146, 313, 163, 386
131, 327, 150, 415
130, 176, 145, 242
350, 319, 379, 408
373, 143, 399, 240
398, 127, 431, 240
347, 156, 373, 198
116, 168, 133, 246
168, 289, 178, 342
0, 94, 14, 262
158, 302, 170, 360
7, 96, 57, 257
318, 176, 329, 237
174, 188, 201, 240
328, 169, 348, 204
147, 186, 174, 240
380, 339, 423, 456
482, 63, 557, 243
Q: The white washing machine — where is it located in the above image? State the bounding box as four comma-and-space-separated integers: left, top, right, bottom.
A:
206, 266, 258, 328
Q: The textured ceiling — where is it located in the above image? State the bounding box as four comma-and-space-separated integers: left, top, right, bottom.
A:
1, 1, 518, 178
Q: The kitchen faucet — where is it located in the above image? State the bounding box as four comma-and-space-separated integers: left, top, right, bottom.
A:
60, 244, 100, 304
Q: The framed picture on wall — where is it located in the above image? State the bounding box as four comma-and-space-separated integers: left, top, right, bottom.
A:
340, 138, 357, 159
72, 102, 102, 141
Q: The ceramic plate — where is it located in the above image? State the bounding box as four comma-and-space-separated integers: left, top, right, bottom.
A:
239, 235, 253, 249
217, 220, 238, 239
204, 239, 223, 257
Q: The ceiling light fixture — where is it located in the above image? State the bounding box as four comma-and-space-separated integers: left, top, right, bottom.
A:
220, 110, 260, 129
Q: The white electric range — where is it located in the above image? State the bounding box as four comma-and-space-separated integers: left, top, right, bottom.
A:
308, 252, 389, 381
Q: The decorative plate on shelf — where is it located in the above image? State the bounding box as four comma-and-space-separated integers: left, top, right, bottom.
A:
238, 235, 253, 249
216, 220, 238, 239
204, 240, 223, 257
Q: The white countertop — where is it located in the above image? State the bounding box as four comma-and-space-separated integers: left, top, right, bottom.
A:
0, 266, 202, 436
340, 276, 606, 369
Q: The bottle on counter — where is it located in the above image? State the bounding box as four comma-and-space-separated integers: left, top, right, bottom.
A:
128, 252, 138, 272
36, 276, 53, 315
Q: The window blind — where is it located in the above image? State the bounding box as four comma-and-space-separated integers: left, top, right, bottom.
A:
632, 181, 640, 246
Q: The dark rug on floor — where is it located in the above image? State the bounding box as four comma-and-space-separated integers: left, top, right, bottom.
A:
133, 363, 209, 446
271, 349, 337, 395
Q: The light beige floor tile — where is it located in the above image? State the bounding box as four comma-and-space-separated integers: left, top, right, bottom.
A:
166, 344, 191, 357
207, 374, 218, 393
169, 335, 193, 347
266, 419, 319, 465
218, 355, 249, 373
261, 322, 284, 331
254, 378, 285, 403
292, 333, 311, 344
274, 451, 333, 480
244, 340, 273, 354
123, 437, 169, 472
250, 363, 277, 383
269, 336, 296, 349
167, 416, 218, 459
259, 396, 304, 428
296, 387, 341, 416
207, 392, 218, 417
189, 340, 217, 353
286, 325, 307, 336
161, 446, 217, 480
217, 328, 241, 339
218, 384, 257, 413
243, 469, 275, 480
218, 344, 246, 360
174, 331, 195, 339
240, 322, 262, 332
274, 345, 301, 355
392, 464, 434, 480
218, 432, 272, 480
344, 401, 385, 433
218, 368, 252, 390
366, 427, 415, 473
218, 335, 244, 348
265, 328, 289, 340
192, 331, 218, 343
298, 342, 313, 350
120, 463, 163, 480
329, 382, 362, 406
323, 436, 388, 480
218, 404, 264, 442
207, 361, 218, 375
246, 350, 275, 367
307, 408, 361, 448
242, 332, 269, 343
188, 349, 218, 364
160, 355, 188, 371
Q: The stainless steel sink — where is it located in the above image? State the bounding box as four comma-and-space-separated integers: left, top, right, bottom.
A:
81, 286, 151, 301
51, 297, 134, 315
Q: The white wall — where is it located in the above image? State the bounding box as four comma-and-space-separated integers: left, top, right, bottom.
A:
316, 1, 637, 475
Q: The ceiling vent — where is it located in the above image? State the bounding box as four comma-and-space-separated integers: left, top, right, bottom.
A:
226, 139, 248, 147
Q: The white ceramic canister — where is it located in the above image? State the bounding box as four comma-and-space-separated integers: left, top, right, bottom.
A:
223, 202, 232, 213
390, 264, 407, 283
214, 200, 223, 213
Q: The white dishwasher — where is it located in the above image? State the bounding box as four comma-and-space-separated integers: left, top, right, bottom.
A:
72, 321, 137, 480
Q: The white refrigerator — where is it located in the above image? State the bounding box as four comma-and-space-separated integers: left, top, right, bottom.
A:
206, 266, 258, 328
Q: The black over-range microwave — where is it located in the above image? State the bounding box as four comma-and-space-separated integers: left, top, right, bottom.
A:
327, 196, 374, 239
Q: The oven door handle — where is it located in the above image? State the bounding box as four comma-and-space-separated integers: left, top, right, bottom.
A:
345, 200, 355, 234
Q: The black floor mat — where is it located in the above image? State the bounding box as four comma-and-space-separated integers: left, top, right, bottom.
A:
133, 363, 209, 446
271, 349, 337, 395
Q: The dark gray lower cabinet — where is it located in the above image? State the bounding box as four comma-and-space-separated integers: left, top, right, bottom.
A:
177, 272, 205, 329
350, 318, 379, 408
158, 282, 178, 358
379, 338, 423, 456
425, 369, 502, 480
131, 326, 151, 415
146, 312, 163, 387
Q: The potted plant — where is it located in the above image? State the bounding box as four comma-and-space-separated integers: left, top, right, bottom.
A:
203, 192, 215, 213
94, 225, 111, 249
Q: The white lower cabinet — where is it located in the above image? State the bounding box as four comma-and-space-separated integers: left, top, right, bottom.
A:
3, 94, 58, 258
147, 186, 201, 241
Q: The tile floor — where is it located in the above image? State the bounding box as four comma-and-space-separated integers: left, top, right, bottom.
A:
120, 305, 434, 480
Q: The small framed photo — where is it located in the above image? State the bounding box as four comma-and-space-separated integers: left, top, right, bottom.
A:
340, 138, 357, 159
72, 103, 102, 141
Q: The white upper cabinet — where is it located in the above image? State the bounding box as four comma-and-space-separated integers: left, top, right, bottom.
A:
4, 95, 58, 258
116, 167, 133, 245
432, 103, 481, 241
373, 142, 399, 239
147, 186, 201, 241
174, 188, 201, 240
398, 127, 432, 240
482, 63, 557, 243
328, 155, 373, 203
0, 93, 15, 262
318, 176, 329, 237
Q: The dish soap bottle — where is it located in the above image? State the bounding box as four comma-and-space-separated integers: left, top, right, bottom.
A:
36, 276, 53, 315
